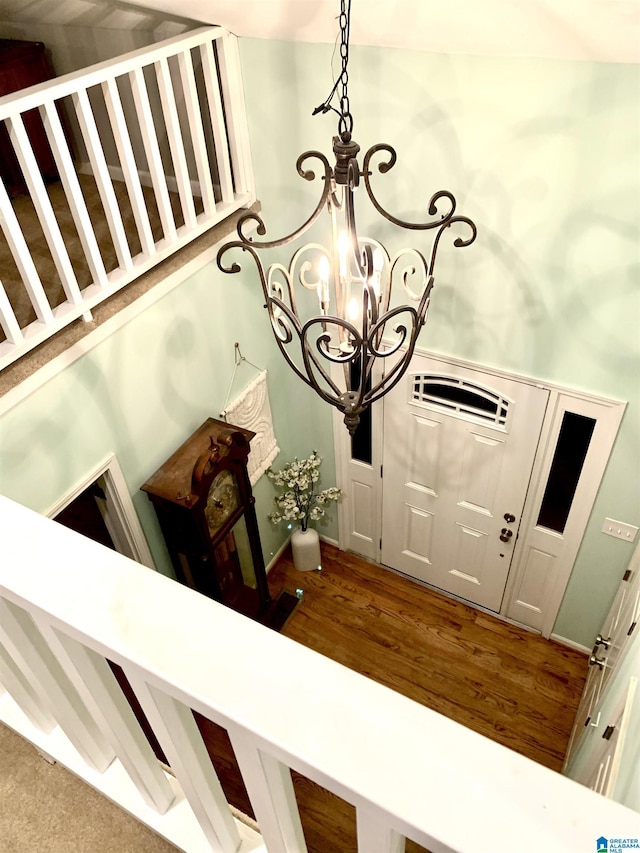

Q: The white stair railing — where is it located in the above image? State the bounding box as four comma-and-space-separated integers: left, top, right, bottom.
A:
0, 495, 638, 853
0, 27, 254, 371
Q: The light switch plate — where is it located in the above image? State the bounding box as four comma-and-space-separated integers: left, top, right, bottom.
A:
602, 518, 639, 542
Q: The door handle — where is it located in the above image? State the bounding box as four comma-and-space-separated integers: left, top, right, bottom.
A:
500, 528, 513, 542
593, 633, 611, 650
589, 654, 606, 669
504, 513, 516, 523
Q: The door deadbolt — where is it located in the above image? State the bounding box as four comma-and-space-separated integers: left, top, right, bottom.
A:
500, 528, 513, 542
504, 513, 516, 523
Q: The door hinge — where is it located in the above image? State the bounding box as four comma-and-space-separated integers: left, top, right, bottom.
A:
628, 621, 636, 637
379, 537, 382, 550
602, 725, 616, 740
380, 465, 383, 478
623, 569, 632, 582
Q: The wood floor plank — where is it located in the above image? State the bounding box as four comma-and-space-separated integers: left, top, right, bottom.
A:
197, 542, 587, 853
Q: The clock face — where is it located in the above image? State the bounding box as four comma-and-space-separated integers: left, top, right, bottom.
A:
205, 469, 240, 537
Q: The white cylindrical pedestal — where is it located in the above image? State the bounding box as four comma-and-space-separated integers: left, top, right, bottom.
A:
291, 527, 321, 572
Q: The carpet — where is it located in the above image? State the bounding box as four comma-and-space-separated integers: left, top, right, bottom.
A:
0, 722, 180, 852
0, 173, 201, 341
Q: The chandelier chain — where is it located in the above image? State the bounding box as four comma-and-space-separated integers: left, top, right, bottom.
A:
337, 0, 353, 136
313, 0, 353, 136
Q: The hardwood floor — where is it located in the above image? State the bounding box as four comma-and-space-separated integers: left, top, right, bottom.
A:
197, 543, 588, 853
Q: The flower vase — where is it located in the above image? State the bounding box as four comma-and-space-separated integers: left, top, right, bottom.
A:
291, 526, 321, 572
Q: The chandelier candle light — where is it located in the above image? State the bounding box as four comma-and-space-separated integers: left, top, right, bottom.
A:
217, 0, 477, 434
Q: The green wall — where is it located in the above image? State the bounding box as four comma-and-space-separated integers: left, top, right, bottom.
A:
0, 258, 339, 578
238, 37, 640, 646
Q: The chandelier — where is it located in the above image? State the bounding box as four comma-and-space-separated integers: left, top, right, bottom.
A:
217, 0, 477, 435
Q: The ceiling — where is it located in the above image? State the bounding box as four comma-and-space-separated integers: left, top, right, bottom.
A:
1, 0, 638, 63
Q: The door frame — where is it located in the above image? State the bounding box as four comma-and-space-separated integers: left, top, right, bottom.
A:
46, 453, 155, 569
333, 345, 626, 637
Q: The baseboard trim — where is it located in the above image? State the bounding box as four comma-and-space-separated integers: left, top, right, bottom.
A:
77, 161, 203, 199
550, 633, 590, 655
265, 535, 291, 574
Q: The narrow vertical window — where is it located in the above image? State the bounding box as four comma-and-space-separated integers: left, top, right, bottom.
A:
537, 412, 596, 533
350, 361, 372, 465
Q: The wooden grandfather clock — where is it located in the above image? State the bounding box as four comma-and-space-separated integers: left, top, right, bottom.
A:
141, 418, 298, 630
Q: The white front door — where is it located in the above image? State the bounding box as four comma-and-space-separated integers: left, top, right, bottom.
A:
381, 354, 549, 612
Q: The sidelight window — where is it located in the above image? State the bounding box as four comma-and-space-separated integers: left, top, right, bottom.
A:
536, 412, 596, 534
349, 361, 373, 464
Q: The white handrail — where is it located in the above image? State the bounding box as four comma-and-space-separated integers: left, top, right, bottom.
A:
0, 26, 255, 371
0, 28, 230, 119
0, 496, 638, 853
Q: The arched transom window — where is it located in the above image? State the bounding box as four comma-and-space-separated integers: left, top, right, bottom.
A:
410, 374, 512, 428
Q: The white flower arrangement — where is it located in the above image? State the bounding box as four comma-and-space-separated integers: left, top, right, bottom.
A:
267, 450, 341, 532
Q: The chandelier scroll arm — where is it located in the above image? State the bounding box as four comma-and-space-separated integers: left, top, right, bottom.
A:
267, 260, 302, 321
266, 296, 330, 394
301, 323, 349, 398
217, 242, 300, 340
305, 320, 362, 366
386, 248, 432, 314
363, 302, 422, 405
367, 305, 417, 360
428, 215, 478, 277
364, 280, 379, 330
330, 187, 345, 210
366, 343, 417, 408
233, 151, 334, 249
416, 275, 435, 322
216, 239, 267, 284
343, 159, 371, 281
218, 243, 312, 391
365, 325, 429, 409
301, 341, 346, 405
362, 144, 466, 231
353, 347, 374, 412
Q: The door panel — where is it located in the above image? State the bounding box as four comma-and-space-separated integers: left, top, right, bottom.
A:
516, 547, 555, 613
404, 505, 435, 564
571, 677, 637, 798
408, 415, 442, 493
457, 431, 505, 514
382, 354, 549, 612
452, 523, 488, 583
351, 479, 376, 547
